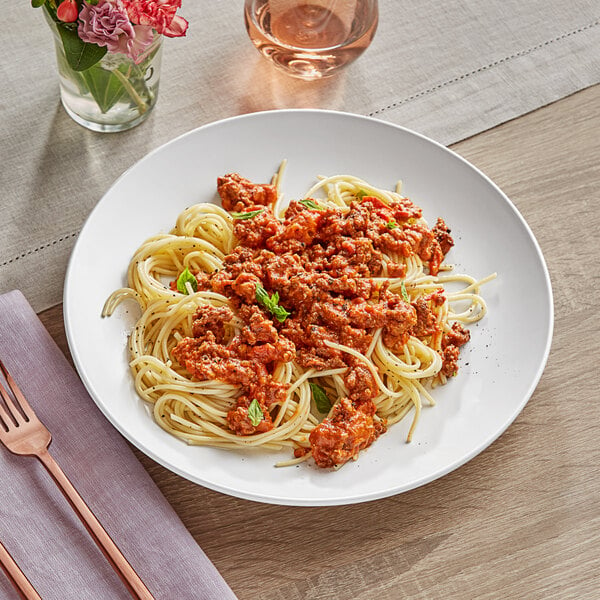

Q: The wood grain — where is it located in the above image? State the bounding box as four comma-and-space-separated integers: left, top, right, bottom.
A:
38, 84, 600, 600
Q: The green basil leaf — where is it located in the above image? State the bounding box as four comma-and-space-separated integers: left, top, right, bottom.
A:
255, 283, 272, 307
299, 199, 323, 211
400, 281, 410, 303
256, 284, 290, 323
356, 189, 370, 200
309, 382, 332, 414
386, 220, 398, 230
57, 25, 107, 71
271, 304, 291, 323
231, 209, 264, 220
31, 0, 46, 7
176, 267, 198, 295
247, 399, 263, 426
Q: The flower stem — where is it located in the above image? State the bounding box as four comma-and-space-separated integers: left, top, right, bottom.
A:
112, 68, 148, 114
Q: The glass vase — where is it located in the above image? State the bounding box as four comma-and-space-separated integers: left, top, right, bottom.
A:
46, 14, 163, 133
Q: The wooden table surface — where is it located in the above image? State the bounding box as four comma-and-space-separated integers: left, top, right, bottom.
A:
39, 84, 600, 600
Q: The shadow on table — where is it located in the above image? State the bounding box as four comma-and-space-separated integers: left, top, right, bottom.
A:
235, 56, 349, 115
25, 100, 160, 223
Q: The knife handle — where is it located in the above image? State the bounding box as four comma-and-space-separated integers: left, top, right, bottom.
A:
37, 448, 155, 600
0, 540, 41, 600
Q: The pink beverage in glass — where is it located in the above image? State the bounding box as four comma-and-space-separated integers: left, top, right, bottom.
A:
244, 0, 378, 79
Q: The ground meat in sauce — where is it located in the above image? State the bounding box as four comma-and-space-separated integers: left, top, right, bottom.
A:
411, 297, 439, 339
171, 327, 288, 436
308, 398, 386, 468
440, 322, 471, 377
217, 173, 278, 212
432, 217, 454, 256
233, 208, 283, 248
344, 362, 379, 403
172, 174, 462, 466
191, 305, 234, 343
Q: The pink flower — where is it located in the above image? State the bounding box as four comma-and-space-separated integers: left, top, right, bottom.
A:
78, 0, 154, 62
114, 25, 155, 63
57, 0, 78, 22
122, 0, 189, 38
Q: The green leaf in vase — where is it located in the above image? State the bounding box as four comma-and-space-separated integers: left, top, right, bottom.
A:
80, 66, 126, 114
57, 24, 107, 72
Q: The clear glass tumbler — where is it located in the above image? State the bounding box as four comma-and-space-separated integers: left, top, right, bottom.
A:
244, 0, 378, 80
45, 10, 163, 133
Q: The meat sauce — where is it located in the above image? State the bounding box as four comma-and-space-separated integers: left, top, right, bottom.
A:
172, 174, 469, 467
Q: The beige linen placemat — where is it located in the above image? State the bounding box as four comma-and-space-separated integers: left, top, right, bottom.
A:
1, 0, 599, 311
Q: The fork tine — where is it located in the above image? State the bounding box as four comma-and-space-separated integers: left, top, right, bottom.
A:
0, 360, 31, 424
0, 391, 13, 431
0, 383, 24, 431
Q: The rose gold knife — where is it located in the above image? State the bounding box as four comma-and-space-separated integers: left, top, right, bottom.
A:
0, 539, 41, 600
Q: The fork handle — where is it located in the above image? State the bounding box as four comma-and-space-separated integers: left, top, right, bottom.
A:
36, 449, 155, 600
0, 541, 41, 600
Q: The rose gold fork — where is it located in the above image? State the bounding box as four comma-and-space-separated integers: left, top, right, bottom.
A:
0, 539, 41, 600
0, 360, 155, 600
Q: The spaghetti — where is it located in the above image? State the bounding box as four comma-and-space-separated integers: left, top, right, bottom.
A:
103, 166, 494, 468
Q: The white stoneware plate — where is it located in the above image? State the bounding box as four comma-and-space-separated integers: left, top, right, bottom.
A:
64, 109, 553, 506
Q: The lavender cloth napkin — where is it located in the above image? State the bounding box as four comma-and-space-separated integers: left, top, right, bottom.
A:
0, 290, 238, 600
